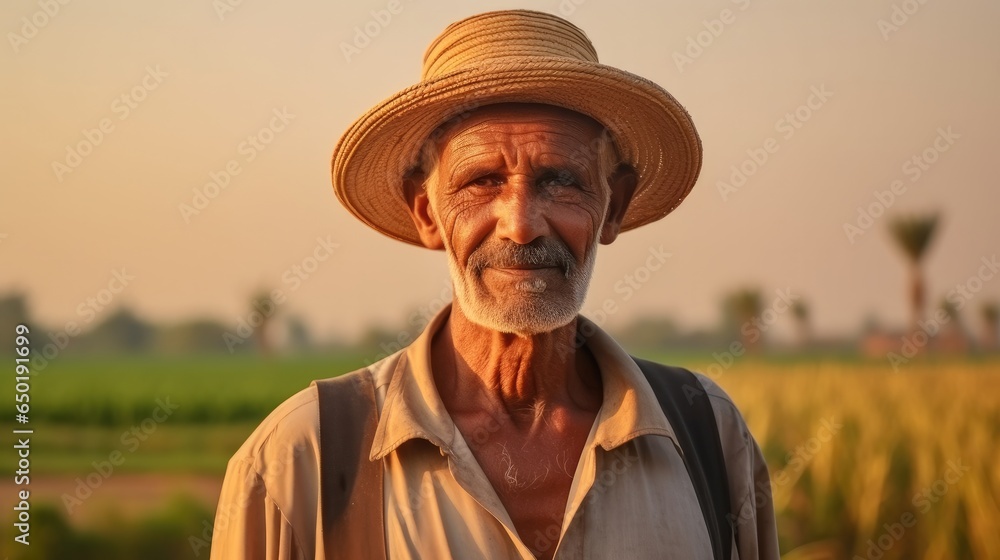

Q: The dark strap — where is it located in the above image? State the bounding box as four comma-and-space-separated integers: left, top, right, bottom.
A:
313, 373, 386, 560
633, 357, 733, 560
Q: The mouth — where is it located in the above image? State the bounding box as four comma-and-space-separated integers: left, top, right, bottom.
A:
487, 265, 560, 277
497, 263, 558, 271
489, 259, 563, 271
483, 267, 555, 294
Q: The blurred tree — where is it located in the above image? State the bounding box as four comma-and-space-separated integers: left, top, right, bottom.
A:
724, 288, 763, 351
79, 307, 155, 353
616, 316, 681, 350
887, 213, 939, 334
939, 298, 960, 323
860, 311, 883, 335
791, 299, 811, 347
358, 324, 401, 354
250, 289, 278, 355
0, 293, 31, 350
155, 319, 232, 354
937, 298, 968, 354
286, 314, 312, 352
980, 302, 999, 350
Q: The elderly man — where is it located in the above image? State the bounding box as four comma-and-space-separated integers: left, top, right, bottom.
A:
210, 9, 778, 560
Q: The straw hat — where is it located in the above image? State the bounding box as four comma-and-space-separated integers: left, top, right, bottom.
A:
331, 9, 702, 248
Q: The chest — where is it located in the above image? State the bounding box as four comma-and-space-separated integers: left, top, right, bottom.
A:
453, 415, 594, 559
382, 435, 716, 560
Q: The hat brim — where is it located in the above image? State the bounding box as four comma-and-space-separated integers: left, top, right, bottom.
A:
332, 56, 702, 248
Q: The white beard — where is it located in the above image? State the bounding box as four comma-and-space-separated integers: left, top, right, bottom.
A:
443, 231, 600, 336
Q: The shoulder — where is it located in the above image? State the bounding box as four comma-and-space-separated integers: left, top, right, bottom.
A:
691, 372, 754, 456
229, 366, 378, 478
690, 371, 780, 557
230, 348, 409, 476
228, 383, 322, 478
689, 371, 772, 523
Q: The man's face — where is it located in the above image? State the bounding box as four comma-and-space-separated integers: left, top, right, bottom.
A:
423, 104, 615, 335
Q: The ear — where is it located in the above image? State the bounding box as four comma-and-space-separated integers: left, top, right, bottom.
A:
600, 164, 638, 244
402, 170, 444, 250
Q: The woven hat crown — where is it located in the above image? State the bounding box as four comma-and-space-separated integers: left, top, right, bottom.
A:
421, 11, 599, 79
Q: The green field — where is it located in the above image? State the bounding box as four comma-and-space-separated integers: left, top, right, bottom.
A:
19, 353, 367, 425
7, 354, 372, 479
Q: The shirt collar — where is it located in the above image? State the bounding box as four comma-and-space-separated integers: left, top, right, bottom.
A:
370, 305, 676, 461
576, 313, 677, 450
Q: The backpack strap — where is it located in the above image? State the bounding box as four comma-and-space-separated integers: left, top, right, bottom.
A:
632, 357, 734, 560
312, 373, 386, 560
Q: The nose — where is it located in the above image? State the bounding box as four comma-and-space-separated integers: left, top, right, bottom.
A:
494, 180, 549, 245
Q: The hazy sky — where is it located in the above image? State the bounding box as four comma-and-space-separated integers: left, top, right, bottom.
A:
3, 0, 998, 342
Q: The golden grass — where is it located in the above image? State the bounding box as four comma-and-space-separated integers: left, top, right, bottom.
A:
699, 359, 1000, 560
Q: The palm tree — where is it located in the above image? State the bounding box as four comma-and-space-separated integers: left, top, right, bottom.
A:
980, 302, 999, 350
887, 214, 939, 333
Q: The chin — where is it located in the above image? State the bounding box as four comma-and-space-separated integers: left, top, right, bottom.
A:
460, 292, 582, 336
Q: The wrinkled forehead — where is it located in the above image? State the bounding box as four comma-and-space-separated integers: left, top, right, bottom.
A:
423, 103, 613, 174
432, 102, 607, 151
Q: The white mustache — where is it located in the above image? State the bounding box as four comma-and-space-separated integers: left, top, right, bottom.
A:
467, 239, 575, 277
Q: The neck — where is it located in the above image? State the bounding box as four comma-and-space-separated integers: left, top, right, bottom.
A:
431, 301, 603, 429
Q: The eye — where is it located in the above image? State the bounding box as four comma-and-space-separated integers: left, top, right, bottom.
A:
538, 171, 580, 189
467, 174, 504, 188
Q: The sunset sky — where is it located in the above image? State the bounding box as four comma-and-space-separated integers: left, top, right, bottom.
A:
3, 0, 998, 343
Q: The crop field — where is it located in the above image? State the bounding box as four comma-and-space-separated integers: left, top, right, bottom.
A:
1, 354, 998, 559
714, 359, 1000, 560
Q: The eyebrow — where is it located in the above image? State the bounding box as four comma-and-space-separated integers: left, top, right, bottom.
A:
446, 160, 503, 188
443, 149, 595, 188
535, 166, 585, 183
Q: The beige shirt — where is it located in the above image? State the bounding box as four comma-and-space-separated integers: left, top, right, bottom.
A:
209, 308, 779, 559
